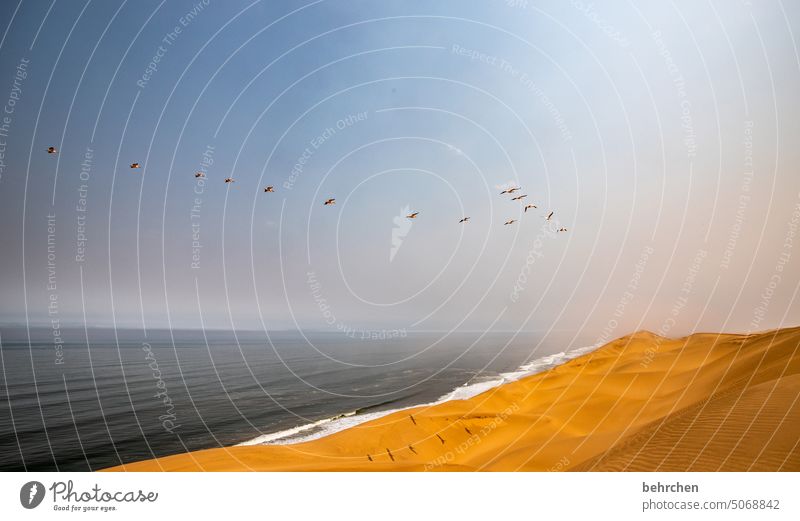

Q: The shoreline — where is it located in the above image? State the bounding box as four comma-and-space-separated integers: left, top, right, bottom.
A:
236, 343, 600, 447
106, 326, 800, 471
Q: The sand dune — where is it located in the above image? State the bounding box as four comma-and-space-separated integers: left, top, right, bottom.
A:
106, 326, 800, 471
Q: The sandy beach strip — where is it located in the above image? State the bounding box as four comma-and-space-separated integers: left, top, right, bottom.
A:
105, 326, 800, 471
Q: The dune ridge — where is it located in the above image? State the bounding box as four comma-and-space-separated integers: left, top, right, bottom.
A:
106, 326, 800, 471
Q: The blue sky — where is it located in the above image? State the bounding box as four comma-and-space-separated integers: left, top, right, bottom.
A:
0, 0, 798, 336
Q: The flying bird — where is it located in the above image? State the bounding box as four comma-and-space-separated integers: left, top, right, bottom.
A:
504, 219, 517, 226
406, 212, 420, 219
194, 172, 205, 178
324, 198, 335, 205
500, 187, 520, 194
557, 227, 568, 232
264, 186, 274, 192
524, 204, 537, 212
511, 194, 527, 201
546, 211, 554, 221
130, 163, 141, 169
459, 217, 470, 223
224, 177, 235, 183
47, 146, 57, 154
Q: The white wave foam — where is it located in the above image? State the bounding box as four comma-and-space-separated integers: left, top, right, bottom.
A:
240, 407, 411, 446
237, 410, 357, 446
237, 343, 599, 447
435, 343, 599, 402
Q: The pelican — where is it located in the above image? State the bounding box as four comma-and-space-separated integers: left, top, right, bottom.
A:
47, 146, 57, 154
511, 194, 527, 201
500, 187, 520, 194
324, 198, 335, 205
524, 204, 537, 212
459, 217, 470, 223
264, 186, 274, 192
406, 212, 419, 219
194, 172, 205, 178
224, 177, 235, 183
504, 219, 516, 225
130, 163, 141, 169
557, 227, 568, 232
546, 211, 554, 221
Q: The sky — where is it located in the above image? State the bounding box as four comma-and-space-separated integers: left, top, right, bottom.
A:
0, 0, 798, 338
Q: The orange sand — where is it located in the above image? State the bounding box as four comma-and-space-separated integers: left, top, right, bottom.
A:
106, 327, 800, 471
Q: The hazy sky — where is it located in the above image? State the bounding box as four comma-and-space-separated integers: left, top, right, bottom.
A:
0, 0, 798, 337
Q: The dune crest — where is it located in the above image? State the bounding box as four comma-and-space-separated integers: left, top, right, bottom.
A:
106, 326, 800, 471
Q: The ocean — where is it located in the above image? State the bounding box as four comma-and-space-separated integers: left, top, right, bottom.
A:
0, 327, 596, 471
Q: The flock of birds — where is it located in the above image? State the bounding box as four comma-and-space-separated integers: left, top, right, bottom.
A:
47, 146, 567, 231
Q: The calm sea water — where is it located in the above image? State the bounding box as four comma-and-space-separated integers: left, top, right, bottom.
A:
0, 327, 594, 471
